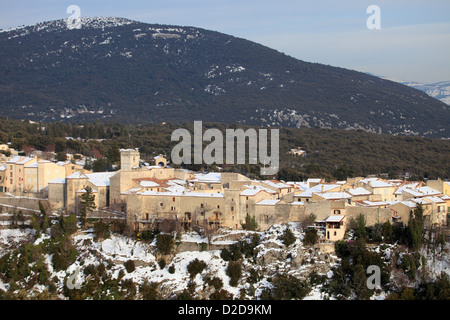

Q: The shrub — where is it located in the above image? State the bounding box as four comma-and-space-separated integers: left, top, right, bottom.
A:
226, 261, 242, 287
62, 214, 78, 236
242, 215, 258, 231
187, 258, 207, 279
207, 277, 223, 290
270, 274, 310, 300
51, 241, 78, 271
158, 258, 166, 269
220, 247, 242, 262
280, 228, 296, 246
156, 233, 174, 255
210, 289, 233, 300
247, 268, 261, 284
124, 260, 136, 273
303, 228, 318, 246
168, 265, 175, 274
139, 281, 160, 300
93, 220, 110, 240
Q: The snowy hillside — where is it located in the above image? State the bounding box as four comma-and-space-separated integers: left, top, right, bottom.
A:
0, 220, 448, 300
402, 81, 450, 105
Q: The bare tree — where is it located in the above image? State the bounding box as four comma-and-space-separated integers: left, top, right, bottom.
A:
194, 204, 217, 247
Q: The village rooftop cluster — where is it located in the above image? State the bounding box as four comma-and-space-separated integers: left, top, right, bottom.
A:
0, 145, 449, 242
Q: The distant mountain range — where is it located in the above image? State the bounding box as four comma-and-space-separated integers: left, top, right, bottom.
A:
373, 74, 450, 106
1, 17, 449, 138
402, 81, 450, 106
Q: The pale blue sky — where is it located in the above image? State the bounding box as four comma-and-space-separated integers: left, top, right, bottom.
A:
1, 0, 449, 83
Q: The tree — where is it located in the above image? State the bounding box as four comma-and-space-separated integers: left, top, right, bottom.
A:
93, 220, 110, 241
55, 151, 67, 162
280, 227, 296, 246
241, 215, 258, 231
407, 204, 425, 251
92, 158, 108, 172
107, 142, 121, 165
226, 261, 242, 287
187, 259, 207, 279
156, 234, 174, 255
349, 213, 367, 241
79, 186, 96, 229
303, 228, 318, 246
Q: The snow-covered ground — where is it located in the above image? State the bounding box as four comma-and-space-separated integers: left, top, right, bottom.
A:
0, 222, 448, 300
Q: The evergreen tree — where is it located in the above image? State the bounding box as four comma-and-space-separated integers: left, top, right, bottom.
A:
79, 186, 96, 229
407, 203, 425, 251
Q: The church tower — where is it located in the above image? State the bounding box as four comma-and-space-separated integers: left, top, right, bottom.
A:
120, 148, 140, 171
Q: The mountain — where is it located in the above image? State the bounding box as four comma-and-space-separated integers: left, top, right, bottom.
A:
402, 81, 450, 106
1, 17, 449, 137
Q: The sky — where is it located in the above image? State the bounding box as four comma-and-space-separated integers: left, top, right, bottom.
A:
0, 0, 449, 83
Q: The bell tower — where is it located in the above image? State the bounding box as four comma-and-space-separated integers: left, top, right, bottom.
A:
120, 148, 140, 171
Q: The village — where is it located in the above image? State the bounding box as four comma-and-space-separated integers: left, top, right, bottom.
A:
0, 144, 449, 244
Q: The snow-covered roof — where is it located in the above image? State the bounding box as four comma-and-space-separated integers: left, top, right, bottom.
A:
138, 190, 224, 198
400, 198, 431, 208
394, 183, 420, 195
6, 156, 34, 164
345, 187, 372, 196
240, 184, 275, 196
294, 183, 340, 198
76, 188, 98, 193
359, 200, 397, 207
314, 192, 351, 200
240, 188, 263, 196
424, 196, 445, 203
325, 215, 345, 222
49, 178, 66, 184
121, 187, 144, 194
66, 171, 89, 179
368, 180, 394, 188
139, 180, 160, 187
119, 148, 139, 152
290, 201, 304, 206
256, 199, 280, 206
260, 180, 292, 189
56, 161, 71, 166
24, 162, 38, 168
403, 186, 441, 197
191, 172, 221, 183
85, 172, 117, 187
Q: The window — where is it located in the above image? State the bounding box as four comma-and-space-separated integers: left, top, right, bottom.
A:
217, 205, 220, 209
160, 202, 163, 207
173, 197, 176, 202
334, 210, 340, 214
334, 231, 337, 236
201, 203, 204, 208
246, 196, 249, 200
231, 206, 234, 211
